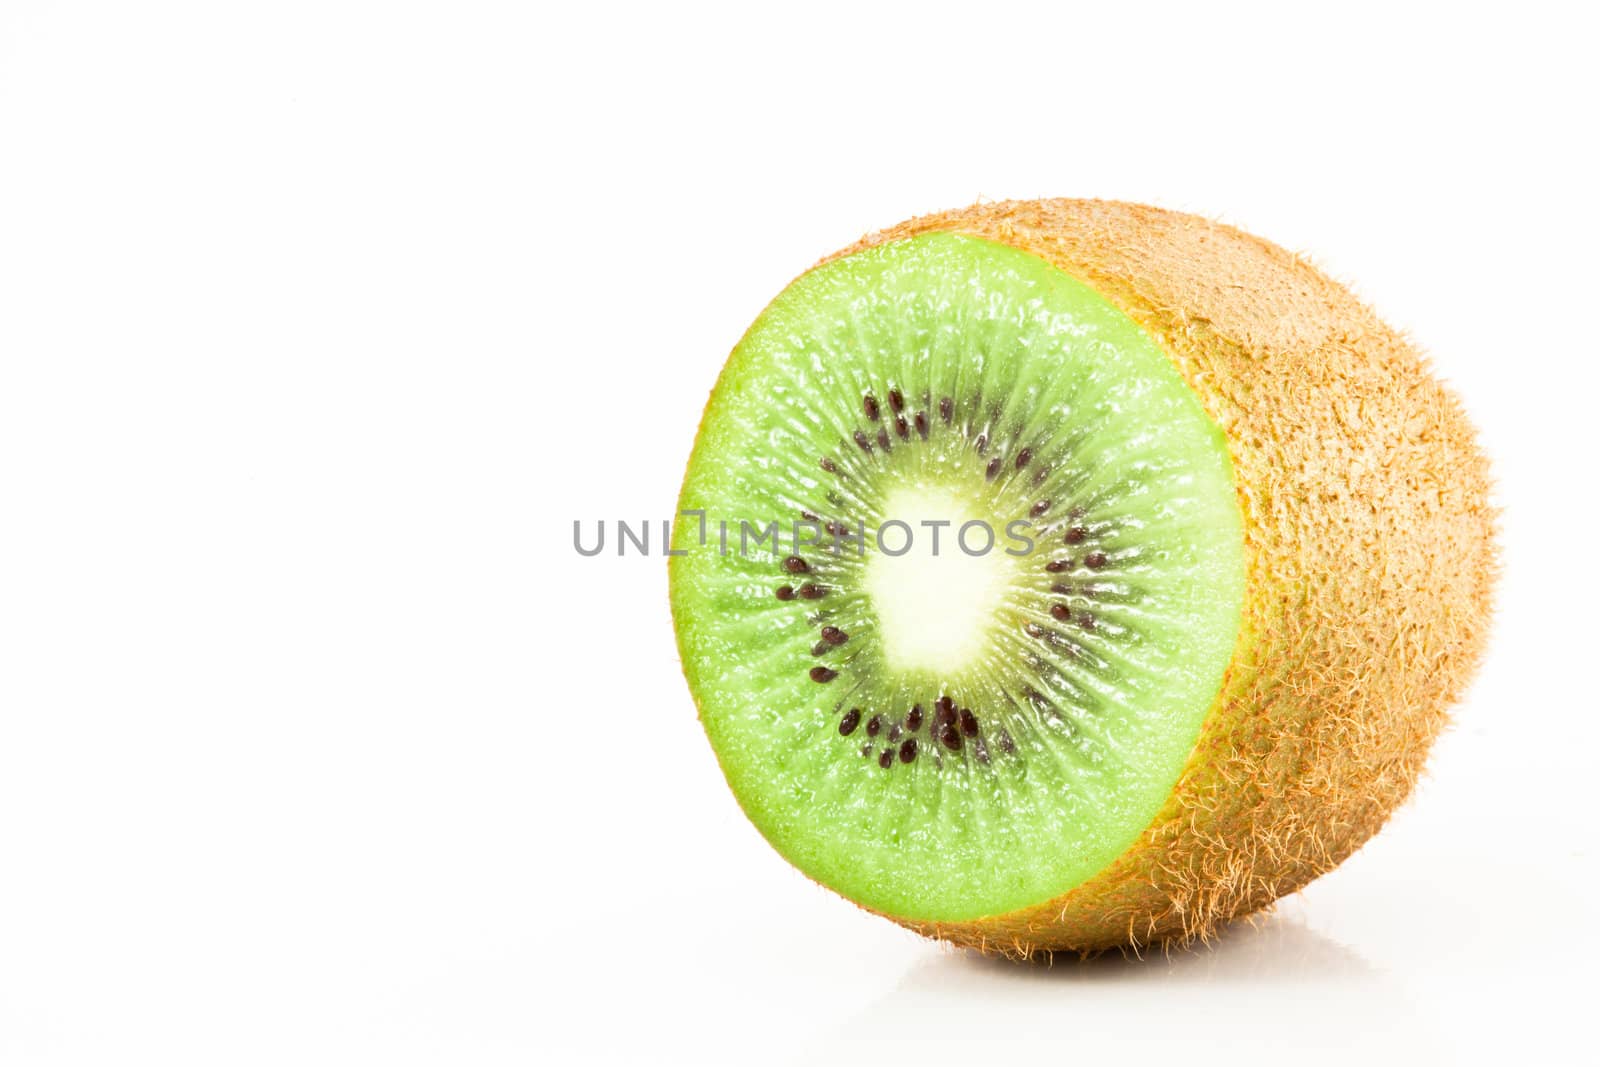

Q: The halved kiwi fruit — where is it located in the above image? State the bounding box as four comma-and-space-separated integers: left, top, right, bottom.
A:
669, 199, 1494, 956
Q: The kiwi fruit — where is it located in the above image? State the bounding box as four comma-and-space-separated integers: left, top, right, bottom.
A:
669, 199, 1494, 956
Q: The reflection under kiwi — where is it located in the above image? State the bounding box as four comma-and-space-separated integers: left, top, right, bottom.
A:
790, 913, 1439, 1065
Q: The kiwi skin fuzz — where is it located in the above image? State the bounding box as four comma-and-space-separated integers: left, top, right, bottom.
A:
675, 199, 1496, 958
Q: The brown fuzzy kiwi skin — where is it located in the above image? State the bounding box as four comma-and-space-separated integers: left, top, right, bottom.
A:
809, 199, 1498, 958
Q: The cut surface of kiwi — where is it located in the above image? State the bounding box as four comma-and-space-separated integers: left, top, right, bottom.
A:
671, 233, 1245, 921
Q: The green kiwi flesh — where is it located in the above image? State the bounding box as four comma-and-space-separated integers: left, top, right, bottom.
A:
670, 233, 1245, 922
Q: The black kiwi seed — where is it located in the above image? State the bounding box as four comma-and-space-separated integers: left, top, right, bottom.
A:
819, 456, 838, 474
809, 666, 838, 683
906, 705, 923, 732
861, 743, 872, 757
1050, 603, 1071, 621
975, 433, 988, 454
1065, 526, 1088, 544
939, 396, 953, 423
798, 583, 826, 599
800, 509, 819, 522
936, 695, 955, 718
1030, 499, 1051, 517
914, 411, 928, 438
867, 715, 882, 737
783, 556, 809, 573
775, 585, 795, 600
879, 749, 894, 769
1015, 447, 1032, 469
1084, 551, 1109, 569
1080, 612, 1097, 631
1045, 560, 1070, 573
895, 415, 909, 440
811, 641, 829, 656
839, 708, 861, 735
959, 709, 979, 737
820, 625, 847, 645
1024, 622, 1046, 639
899, 738, 917, 763
998, 729, 1016, 754
889, 388, 904, 412
854, 430, 872, 452
1050, 583, 1072, 595
863, 394, 880, 421
888, 723, 903, 742
985, 457, 1002, 481
940, 725, 962, 751
875, 427, 891, 451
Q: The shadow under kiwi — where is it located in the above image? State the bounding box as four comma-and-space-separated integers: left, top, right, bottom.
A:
787, 910, 1437, 1065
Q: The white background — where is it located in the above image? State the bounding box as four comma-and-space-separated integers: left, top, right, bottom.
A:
1, 2, 1595, 1064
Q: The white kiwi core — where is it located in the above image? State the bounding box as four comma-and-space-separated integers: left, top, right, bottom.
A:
863, 485, 1014, 674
